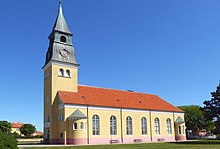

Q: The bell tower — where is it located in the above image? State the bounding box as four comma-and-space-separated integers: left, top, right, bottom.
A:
43, 1, 79, 143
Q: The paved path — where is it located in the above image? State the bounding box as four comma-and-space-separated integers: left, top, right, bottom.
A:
18, 140, 196, 148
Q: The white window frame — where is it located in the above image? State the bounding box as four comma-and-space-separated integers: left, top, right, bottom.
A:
80, 122, 84, 130
73, 122, 77, 130
110, 116, 117, 135
154, 118, 160, 135
178, 126, 182, 134
58, 68, 64, 77
65, 70, 71, 78
167, 118, 172, 134
141, 117, 147, 135
92, 115, 100, 135
126, 116, 133, 135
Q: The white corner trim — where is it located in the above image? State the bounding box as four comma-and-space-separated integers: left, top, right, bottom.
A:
58, 103, 64, 109
43, 61, 52, 71
64, 104, 87, 109
151, 111, 174, 115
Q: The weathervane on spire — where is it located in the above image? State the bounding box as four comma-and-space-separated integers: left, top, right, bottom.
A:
59, 0, 62, 4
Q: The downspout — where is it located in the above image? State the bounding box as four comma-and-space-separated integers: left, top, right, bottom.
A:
87, 105, 89, 144
149, 110, 153, 142
120, 108, 123, 143
173, 112, 176, 141
64, 131, 67, 145
64, 107, 67, 145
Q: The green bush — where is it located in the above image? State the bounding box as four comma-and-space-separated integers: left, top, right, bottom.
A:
216, 134, 220, 140
0, 131, 18, 149
34, 135, 43, 138
11, 132, 20, 138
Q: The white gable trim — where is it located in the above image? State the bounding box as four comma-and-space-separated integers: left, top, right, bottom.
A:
60, 104, 183, 114
89, 106, 120, 111
64, 104, 87, 109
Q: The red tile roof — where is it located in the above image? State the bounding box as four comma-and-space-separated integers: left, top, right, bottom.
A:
31, 131, 44, 136
11, 122, 24, 128
36, 131, 44, 136
58, 85, 183, 113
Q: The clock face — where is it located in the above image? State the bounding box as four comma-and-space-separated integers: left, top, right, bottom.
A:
60, 49, 69, 57
59, 49, 70, 62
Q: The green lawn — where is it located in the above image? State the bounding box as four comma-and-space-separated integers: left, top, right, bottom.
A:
19, 140, 220, 149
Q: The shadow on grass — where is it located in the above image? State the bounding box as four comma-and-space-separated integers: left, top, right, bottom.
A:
169, 140, 220, 145
17, 142, 42, 145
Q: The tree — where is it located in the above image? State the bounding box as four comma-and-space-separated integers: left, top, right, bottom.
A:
202, 83, 220, 134
178, 105, 214, 133
0, 121, 11, 134
0, 131, 18, 149
20, 124, 36, 137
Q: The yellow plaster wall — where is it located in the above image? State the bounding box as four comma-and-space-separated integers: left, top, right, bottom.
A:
43, 63, 78, 140
43, 65, 52, 140
174, 113, 186, 137
65, 107, 88, 139
51, 64, 78, 100
122, 110, 150, 138
88, 108, 121, 139
62, 107, 184, 140
11, 128, 21, 135
151, 112, 175, 137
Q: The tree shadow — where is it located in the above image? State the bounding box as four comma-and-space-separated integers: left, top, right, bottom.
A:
168, 140, 220, 145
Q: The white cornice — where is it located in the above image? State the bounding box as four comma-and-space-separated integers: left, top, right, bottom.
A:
43, 60, 79, 71
61, 104, 183, 114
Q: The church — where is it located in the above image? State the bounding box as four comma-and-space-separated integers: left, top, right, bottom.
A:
43, 2, 186, 145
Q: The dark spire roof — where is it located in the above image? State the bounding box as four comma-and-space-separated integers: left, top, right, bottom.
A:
175, 116, 185, 124
52, 1, 72, 34
68, 109, 87, 120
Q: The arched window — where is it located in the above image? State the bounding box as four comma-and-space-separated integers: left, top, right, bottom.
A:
178, 126, 182, 134
183, 126, 185, 134
92, 115, 100, 135
110, 116, 117, 135
166, 118, 172, 134
73, 122, 77, 130
58, 68, 64, 76
60, 36, 66, 43
141, 117, 147, 135
66, 70, 70, 77
80, 122, 84, 130
126, 116, 133, 135
154, 118, 160, 135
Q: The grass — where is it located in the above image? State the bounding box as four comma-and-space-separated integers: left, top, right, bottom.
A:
19, 140, 220, 149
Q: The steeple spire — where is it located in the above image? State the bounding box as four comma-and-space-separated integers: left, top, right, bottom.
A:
52, 1, 72, 34
43, 1, 78, 68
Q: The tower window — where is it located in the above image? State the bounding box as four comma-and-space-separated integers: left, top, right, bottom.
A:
60, 36, 66, 43
80, 122, 84, 130
66, 70, 70, 77
73, 122, 77, 130
58, 68, 64, 76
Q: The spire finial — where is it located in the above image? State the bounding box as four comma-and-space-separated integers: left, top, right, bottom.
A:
59, 0, 62, 4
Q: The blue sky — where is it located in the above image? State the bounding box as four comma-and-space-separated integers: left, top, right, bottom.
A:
1, 0, 220, 131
